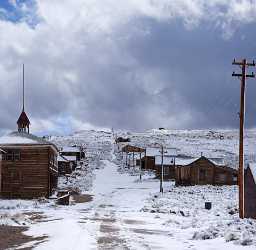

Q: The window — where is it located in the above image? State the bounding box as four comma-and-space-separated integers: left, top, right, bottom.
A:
14, 150, 21, 161
233, 175, 238, 182
3, 149, 20, 161
218, 173, 227, 182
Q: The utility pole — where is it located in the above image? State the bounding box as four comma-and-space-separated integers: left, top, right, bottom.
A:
160, 145, 164, 193
232, 58, 255, 219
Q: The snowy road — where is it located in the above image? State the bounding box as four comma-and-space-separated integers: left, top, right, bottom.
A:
16, 157, 255, 250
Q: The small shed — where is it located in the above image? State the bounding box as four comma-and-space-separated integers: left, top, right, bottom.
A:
0, 132, 58, 199
121, 145, 145, 167
115, 137, 130, 143
244, 163, 256, 219
60, 146, 81, 161
62, 155, 77, 170
58, 155, 72, 176
175, 156, 237, 186
154, 156, 176, 180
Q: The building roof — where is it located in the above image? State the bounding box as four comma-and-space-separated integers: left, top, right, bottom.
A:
175, 157, 198, 166
146, 147, 177, 157
248, 163, 256, 184
122, 145, 145, 153
62, 155, 77, 161
0, 131, 58, 152
207, 157, 226, 167
175, 156, 228, 168
61, 146, 80, 153
155, 155, 176, 165
57, 155, 69, 162
0, 148, 6, 154
17, 111, 30, 126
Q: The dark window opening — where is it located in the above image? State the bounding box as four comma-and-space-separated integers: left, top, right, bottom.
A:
3, 149, 21, 161
199, 169, 207, 181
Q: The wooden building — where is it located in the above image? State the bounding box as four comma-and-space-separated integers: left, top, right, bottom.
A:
58, 155, 72, 176
116, 137, 130, 143
0, 65, 59, 199
0, 149, 6, 193
62, 155, 77, 171
122, 145, 145, 167
141, 147, 177, 171
154, 156, 176, 180
244, 163, 256, 219
175, 156, 237, 186
60, 146, 82, 162
0, 132, 58, 198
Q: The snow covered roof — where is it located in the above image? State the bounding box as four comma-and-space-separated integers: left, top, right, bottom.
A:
62, 155, 77, 161
248, 163, 256, 184
57, 155, 69, 162
175, 157, 198, 166
0, 148, 6, 154
155, 156, 175, 165
175, 156, 227, 168
208, 157, 226, 167
61, 146, 80, 153
146, 147, 177, 157
0, 132, 55, 146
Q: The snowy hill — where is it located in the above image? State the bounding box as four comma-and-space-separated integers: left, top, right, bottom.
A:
115, 128, 256, 169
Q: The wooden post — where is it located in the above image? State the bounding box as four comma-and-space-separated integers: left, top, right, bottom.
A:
139, 152, 142, 180
126, 151, 128, 166
133, 152, 135, 167
128, 153, 130, 167
232, 58, 255, 218
145, 149, 147, 170
160, 145, 164, 193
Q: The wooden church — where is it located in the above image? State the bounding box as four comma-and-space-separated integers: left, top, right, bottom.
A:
0, 65, 58, 199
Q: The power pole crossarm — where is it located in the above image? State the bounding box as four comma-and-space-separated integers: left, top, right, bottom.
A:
232, 72, 255, 78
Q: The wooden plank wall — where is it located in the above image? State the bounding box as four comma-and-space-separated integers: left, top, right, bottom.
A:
1, 146, 57, 199
175, 158, 237, 186
244, 168, 256, 219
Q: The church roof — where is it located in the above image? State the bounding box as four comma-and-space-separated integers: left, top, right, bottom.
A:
0, 131, 58, 152
17, 111, 30, 125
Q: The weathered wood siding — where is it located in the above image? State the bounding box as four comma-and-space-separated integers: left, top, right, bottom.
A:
0, 153, 2, 193
244, 167, 256, 219
141, 156, 155, 170
155, 165, 175, 180
1, 146, 57, 199
175, 157, 237, 186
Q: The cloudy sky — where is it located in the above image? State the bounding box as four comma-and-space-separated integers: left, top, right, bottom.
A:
0, 0, 256, 135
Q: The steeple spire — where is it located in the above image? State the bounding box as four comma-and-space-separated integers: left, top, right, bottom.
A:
17, 64, 30, 133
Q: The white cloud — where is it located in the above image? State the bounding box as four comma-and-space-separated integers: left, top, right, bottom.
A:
0, 0, 256, 133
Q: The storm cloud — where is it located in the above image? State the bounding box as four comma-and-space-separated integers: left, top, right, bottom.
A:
0, 0, 256, 134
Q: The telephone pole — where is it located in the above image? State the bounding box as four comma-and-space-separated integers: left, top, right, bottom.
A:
232, 58, 255, 219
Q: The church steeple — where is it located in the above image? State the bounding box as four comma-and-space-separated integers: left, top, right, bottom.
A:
17, 64, 30, 133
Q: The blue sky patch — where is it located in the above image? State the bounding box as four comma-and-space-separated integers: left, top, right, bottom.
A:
0, 0, 40, 27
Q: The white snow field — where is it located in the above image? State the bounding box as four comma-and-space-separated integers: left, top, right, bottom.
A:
0, 129, 256, 249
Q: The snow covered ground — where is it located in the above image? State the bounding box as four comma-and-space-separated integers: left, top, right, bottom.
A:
0, 129, 256, 249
